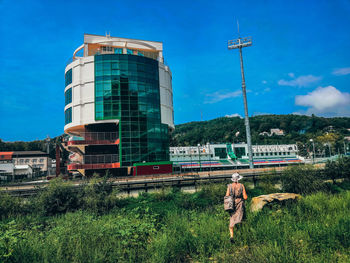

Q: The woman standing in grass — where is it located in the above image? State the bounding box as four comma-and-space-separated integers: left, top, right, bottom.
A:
225, 173, 248, 243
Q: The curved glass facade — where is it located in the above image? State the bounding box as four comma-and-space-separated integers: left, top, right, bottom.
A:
65, 107, 72, 125
94, 54, 169, 166
65, 88, 72, 105
65, 69, 72, 87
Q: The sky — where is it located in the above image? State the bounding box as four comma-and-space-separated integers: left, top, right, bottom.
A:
0, 0, 350, 141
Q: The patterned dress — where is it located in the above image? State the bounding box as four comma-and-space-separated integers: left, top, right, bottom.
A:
228, 183, 245, 228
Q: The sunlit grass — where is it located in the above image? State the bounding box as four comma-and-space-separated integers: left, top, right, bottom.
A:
0, 182, 349, 262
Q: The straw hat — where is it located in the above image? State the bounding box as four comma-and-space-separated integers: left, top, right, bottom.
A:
231, 172, 243, 182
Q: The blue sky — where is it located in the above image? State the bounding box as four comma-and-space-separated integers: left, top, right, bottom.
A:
1, 0, 350, 141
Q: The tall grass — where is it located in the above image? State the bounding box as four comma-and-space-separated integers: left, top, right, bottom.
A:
0, 179, 349, 262
147, 191, 350, 262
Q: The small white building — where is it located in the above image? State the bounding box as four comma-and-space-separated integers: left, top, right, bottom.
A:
14, 165, 33, 178
0, 162, 14, 181
259, 129, 285, 136
170, 143, 298, 162
270, 129, 284, 136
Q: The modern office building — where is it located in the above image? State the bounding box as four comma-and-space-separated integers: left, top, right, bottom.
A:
64, 34, 174, 176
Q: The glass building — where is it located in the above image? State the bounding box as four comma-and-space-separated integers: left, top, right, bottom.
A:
64, 34, 174, 176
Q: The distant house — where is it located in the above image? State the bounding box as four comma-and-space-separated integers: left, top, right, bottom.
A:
270, 129, 285, 136
259, 129, 285, 137
12, 151, 51, 173
0, 151, 52, 182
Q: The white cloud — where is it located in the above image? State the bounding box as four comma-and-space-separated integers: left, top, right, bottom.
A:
204, 90, 241, 104
295, 86, 350, 116
262, 80, 267, 84
288, 72, 295, 78
332, 67, 350, 76
263, 87, 271, 92
278, 74, 321, 87
225, 113, 242, 118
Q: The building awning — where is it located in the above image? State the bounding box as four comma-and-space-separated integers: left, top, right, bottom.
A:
15, 165, 32, 169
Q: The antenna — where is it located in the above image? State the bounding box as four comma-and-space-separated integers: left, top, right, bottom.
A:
237, 20, 240, 38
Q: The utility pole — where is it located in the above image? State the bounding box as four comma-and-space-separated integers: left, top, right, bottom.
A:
344, 141, 347, 155
310, 139, 315, 164
198, 144, 201, 173
228, 22, 254, 169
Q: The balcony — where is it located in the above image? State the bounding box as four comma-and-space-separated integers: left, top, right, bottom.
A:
67, 132, 119, 146
67, 154, 120, 170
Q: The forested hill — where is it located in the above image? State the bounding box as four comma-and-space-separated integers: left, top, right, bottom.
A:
1, 115, 350, 151
170, 114, 350, 146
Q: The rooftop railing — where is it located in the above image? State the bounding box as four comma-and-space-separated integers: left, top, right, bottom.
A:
67, 132, 119, 145
67, 154, 120, 170
80, 132, 118, 141
83, 154, 119, 164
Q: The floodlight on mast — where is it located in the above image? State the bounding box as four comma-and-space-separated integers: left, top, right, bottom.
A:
227, 22, 254, 169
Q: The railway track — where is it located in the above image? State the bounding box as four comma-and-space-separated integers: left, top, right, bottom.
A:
1, 169, 282, 197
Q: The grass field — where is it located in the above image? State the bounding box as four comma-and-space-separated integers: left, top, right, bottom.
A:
0, 178, 349, 263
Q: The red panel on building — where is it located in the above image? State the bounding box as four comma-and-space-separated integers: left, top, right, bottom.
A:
67, 162, 120, 170
133, 164, 172, 176
0, 152, 14, 161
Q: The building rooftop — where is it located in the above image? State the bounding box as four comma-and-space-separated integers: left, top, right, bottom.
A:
70, 33, 164, 64
12, 151, 48, 156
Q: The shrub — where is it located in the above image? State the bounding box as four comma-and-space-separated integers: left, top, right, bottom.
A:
79, 176, 117, 214
199, 183, 226, 205
0, 221, 27, 262
148, 212, 195, 262
324, 156, 350, 183
259, 173, 279, 194
0, 193, 28, 219
35, 178, 79, 216
281, 165, 325, 195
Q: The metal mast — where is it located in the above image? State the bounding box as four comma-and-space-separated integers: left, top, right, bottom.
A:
228, 23, 254, 169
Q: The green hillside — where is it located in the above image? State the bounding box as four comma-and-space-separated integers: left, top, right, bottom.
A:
170, 114, 350, 151
1, 115, 350, 158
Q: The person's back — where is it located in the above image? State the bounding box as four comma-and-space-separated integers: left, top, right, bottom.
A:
225, 173, 247, 243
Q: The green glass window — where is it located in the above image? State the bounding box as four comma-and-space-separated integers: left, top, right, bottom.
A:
234, 147, 246, 159
94, 54, 169, 166
114, 48, 123, 54
65, 69, 72, 87
214, 148, 227, 159
65, 107, 72, 125
65, 88, 72, 105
